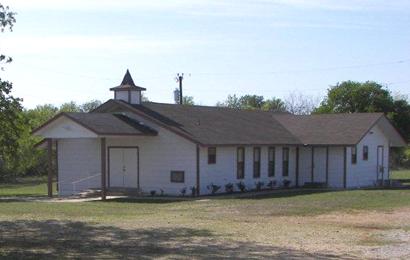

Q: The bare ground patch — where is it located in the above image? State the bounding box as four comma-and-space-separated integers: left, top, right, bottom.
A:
0, 220, 357, 259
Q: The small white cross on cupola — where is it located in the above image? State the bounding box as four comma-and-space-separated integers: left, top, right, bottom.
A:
110, 69, 146, 104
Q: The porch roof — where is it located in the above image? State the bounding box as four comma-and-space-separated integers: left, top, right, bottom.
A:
32, 112, 158, 138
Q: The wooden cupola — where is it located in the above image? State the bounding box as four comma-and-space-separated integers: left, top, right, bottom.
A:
110, 69, 146, 104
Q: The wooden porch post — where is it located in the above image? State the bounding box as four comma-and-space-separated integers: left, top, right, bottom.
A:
101, 138, 107, 200
325, 146, 329, 186
295, 146, 299, 187
311, 146, 314, 182
343, 147, 347, 189
47, 138, 53, 197
55, 140, 59, 192
196, 145, 200, 196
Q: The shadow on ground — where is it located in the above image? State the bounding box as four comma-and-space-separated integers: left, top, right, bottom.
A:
0, 220, 357, 259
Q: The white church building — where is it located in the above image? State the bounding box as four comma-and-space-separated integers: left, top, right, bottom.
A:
33, 70, 407, 198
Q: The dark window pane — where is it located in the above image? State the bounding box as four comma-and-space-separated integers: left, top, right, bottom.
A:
268, 147, 275, 177
253, 147, 261, 178
282, 148, 289, 177
352, 147, 357, 164
171, 171, 185, 183
237, 147, 245, 179
363, 146, 368, 161
208, 147, 216, 164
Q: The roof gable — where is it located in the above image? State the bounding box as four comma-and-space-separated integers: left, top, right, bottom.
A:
33, 115, 98, 138
32, 112, 158, 138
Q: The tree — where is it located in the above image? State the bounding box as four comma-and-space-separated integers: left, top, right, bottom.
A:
284, 92, 319, 115
262, 97, 287, 112
80, 100, 102, 112
0, 4, 15, 68
59, 101, 81, 112
0, 4, 23, 179
182, 96, 195, 105
173, 88, 195, 105
141, 92, 149, 102
390, 98, 410, 142
239, 95, 264, 110
216, 94, 241, 109
315, 81, 394, 113
25, 104, 58, 128
217, 94, 287, 112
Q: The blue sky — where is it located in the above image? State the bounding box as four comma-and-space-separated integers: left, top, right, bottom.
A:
1, 0, 410, 108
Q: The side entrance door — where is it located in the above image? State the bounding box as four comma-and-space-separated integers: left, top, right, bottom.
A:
377, 146, 384, 181
109, 147, 138, 188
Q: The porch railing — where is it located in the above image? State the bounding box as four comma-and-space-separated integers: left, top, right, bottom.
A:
57, 172, 101, 194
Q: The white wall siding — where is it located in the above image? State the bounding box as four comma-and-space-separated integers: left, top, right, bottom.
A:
346, 125, 389, 188
57, 128, 196, 196
313, 147, 327, 183
327, 147, 345, 188
115, 90, 129, 103
199, 146, 296, 194
130, 91, 141, 104
298, 147, 312, 185
106, 128, 197, 196
58, 138, 101, 195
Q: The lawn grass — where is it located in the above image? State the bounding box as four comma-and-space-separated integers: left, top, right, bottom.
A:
390, 169, 410, 179
1, 187, 410, 219
0, 176, 56, 197
1, 179, 410, 258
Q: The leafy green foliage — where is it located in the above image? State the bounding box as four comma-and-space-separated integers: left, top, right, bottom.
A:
262, 97, 287, 112
80, 100, 102, 112
0, 80, 24, 178
217, 94, 287, 112
0, 4, 16, 68
0, 4, 24, 179
59, 101, 81, 112
173, 88, 194, 105
316, 81, 394, 113
182, 96, 195, 105
390, 99, 410, 142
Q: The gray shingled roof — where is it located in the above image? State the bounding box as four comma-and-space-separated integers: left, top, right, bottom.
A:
130, 102, 385, 146
132, 103, 301, 145
64, 112, 157, 135
93, 100, 401, 146
273, 113, 383, 145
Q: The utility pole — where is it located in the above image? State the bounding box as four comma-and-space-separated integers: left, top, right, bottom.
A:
176, 73, 184, 105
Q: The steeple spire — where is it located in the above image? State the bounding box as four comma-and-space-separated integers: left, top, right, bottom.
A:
121, 69, 136, 86
110, 70, 146, 104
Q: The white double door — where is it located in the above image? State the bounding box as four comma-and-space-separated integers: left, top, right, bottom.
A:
109, 148, 138, 188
